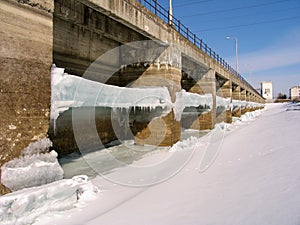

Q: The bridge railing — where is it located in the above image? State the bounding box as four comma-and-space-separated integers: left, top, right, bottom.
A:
138, 0, 260, 96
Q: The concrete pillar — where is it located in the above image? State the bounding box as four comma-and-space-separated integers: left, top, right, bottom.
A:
220, 80, 232, 98
240, 88, 247, 115
131, 61, 182, 146
232, 85, 241, 117
216, 77, 232, 124
0, 0, 53, 194
186, 69, 216, 130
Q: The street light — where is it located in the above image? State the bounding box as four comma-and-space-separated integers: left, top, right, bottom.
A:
226, 36, 238, 75
169, 0, 173, 25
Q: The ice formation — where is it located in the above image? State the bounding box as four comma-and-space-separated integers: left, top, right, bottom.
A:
0, 175, 98, 225
1, 139, 63, 192
173, 90, 213, 121
51, 65, 173, 121
216, 96, 231, 109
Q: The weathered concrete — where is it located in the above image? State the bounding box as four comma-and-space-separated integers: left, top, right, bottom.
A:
232, 84, 241, 117
0, 0, 53, 194
181, 68, 216, 131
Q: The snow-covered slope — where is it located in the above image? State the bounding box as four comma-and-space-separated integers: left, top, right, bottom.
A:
31, 103, 300, 225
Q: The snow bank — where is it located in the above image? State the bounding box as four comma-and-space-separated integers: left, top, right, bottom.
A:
1, 139, 63, 192
169, 136, 200, 152
240, 110, 262, 122
286, 102, 300, 111
0, 175, 98, 225
51, 65, 172, 120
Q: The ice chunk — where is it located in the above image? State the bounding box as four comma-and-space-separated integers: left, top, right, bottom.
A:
0, 175, 98, 225
1, 145, 63, 192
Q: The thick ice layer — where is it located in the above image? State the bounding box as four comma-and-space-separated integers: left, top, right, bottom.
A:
216, 96, 231, 108
173, 90, 213, 121
232, 100, 264, 109
51, 65, 172, 120
232, 99, 248, 108
0, 175, 98, 225
1, 150, 64, 192
21, 138, 52, 156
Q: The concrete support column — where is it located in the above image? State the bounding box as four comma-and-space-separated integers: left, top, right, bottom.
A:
216, 78, 232, 124
240, 88, 247, 114
186, 69, 216, 130
131, 61, 182, 146
220, 80, 232, 98
232, 85, 241, 117
0, 0, 53, 194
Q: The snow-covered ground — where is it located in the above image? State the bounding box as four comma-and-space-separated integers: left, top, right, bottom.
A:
1, 103, 299, 225
28, 103, 300, 225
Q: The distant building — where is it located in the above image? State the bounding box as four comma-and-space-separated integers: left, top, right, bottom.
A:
261, 81, 273, 101
290, 86, 300, 101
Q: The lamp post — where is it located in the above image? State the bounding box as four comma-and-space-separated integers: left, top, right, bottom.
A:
226, 36, 238, 75
169, 0, 173, 25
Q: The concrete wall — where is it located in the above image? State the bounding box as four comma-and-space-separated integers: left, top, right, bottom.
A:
53, 0, 148, 77
0, 0, 53, 194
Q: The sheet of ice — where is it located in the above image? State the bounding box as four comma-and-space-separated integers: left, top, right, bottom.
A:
173, 90, 213, 121
1, 151, 64, 192
51, 65, 172, 120
0, 175, 98, 225
216, 96, 231, 108
33, 103, 300, 225
232, 99, 248, 108
1, 139, 63, 192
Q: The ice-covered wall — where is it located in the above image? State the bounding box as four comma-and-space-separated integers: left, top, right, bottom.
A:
51, 65, 173, 121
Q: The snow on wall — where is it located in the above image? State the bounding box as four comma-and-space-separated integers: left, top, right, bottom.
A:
0, 175, 98, 225
1, 139, 64, 192
51, 65, 173, 120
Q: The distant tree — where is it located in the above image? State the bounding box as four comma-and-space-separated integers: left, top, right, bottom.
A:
276, 92, 287, 100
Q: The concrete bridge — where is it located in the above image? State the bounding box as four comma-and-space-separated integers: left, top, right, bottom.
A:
0, 0, 264, 192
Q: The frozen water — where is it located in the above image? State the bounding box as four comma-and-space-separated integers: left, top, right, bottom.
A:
0, 175, 98, 225
21, 138, 52, 156
173, 90, 213, 121
1, 139, 63, 192
51, 65, 173, 121
216, 96, 231, 108
1, 150, 64, 192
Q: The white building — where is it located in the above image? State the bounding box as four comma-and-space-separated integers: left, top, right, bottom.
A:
290, 86, 300, 101
261, 81, 273, 101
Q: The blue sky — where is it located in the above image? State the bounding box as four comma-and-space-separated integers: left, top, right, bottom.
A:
155, 0, 300, 98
